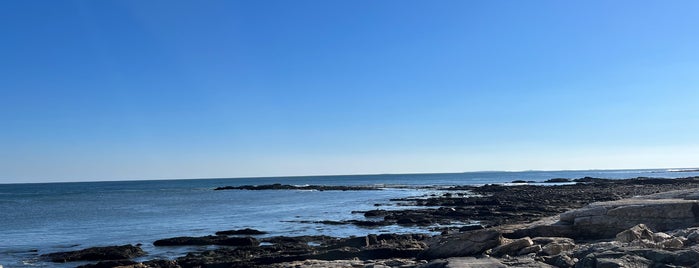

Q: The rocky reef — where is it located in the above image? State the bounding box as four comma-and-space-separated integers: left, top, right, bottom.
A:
41, 176, 699, 267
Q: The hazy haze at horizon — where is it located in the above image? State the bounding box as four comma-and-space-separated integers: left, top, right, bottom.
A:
2, 1, 698, 183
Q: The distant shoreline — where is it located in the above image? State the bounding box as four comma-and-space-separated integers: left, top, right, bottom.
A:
3, 167, 699, 185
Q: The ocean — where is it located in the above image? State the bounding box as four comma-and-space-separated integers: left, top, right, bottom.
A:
2, 169, 698, 267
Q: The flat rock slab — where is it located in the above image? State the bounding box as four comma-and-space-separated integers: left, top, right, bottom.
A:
444, 257, 506, 268
419, 229, 502, 260
559, 198, 699, 238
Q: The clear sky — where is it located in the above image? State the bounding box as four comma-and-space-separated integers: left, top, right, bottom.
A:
2, 1, 698, 183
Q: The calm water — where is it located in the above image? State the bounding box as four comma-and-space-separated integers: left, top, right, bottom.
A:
1, 169, 698, 267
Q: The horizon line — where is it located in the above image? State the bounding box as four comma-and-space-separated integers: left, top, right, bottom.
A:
2, 166, 698, 185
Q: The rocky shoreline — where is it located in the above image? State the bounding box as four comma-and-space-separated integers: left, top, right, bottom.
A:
42, 176, 699, 267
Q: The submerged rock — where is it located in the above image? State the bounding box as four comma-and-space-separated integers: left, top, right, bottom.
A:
76, 260, 138, 268
153, 236, 258, 247
42, 244, 145, 262
215, 228, 267, 235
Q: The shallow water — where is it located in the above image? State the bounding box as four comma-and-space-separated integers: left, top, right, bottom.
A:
1, 169, 697, 267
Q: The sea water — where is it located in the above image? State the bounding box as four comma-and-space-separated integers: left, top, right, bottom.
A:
1, 169, 698, 267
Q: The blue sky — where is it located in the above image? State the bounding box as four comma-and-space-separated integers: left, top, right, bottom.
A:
2, 1, 698, 182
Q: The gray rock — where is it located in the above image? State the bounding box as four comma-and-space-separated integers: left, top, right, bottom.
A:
615, 224, 654, 243
41, 245, 146, 263
559, 199, 699, 239
513, 223, 576, 238
594, 255, 651, 268
418, 230, 502, 260
652, 232, 672, 242
660, 237, 684, 249
490, 237, 533, 257
531, 237, 574, 246
517, 245, 542, 256
540, 254, 576, 267
418, 259, 448, 268
685, 229, 699, 245
673, 249, 699, 266
499, 256, 555, 267
444, 257, 506, 268
627, 248, 676, 264
541, 241, 575, 256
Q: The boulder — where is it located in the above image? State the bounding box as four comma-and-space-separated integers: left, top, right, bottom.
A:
615, 224, 654, 243
652, 232, 672, 242
517, 245, 542, 255
490, 237, 533, 257
541, 241, 575, 256
660, 237, 684, 249
683, 229, 699, 245
42, 245, 145, 262
540, 254, 576, 267
418, 229, 502, 259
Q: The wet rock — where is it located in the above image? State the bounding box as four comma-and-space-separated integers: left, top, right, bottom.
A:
142, 259, 180, 268
215, 228, 267, 235
543, 178, 571, 183
459, 225, 485, 232
153, 236, 258, 247
363, 209, 388, 217
328, 236, 368, 249
76, 260, 138, 268
42, 245, 146, 263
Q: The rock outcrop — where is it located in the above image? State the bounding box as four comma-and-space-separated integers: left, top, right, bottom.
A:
215, 228, 267, 235
42, 245, 145, 262
418, 229, 502, 259
558, 198, 699, 238
511, 187, 699, 240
